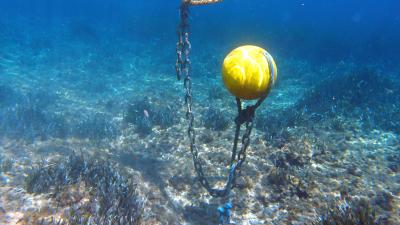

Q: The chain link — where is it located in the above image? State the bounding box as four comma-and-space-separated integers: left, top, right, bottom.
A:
184, 0, 224, 6
176, 2, 260, 198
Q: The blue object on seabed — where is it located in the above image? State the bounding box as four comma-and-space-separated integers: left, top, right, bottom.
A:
218, 202, 234, 225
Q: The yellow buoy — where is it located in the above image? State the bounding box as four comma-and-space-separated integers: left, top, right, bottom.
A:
222, 45, 277, 100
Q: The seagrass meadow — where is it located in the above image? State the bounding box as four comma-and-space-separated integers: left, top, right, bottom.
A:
0, 0, 399, 224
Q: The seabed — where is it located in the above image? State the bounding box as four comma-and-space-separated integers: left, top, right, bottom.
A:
0, 22, 399, 225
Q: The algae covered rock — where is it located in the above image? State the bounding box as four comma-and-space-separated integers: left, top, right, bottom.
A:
312, 198, 378, 225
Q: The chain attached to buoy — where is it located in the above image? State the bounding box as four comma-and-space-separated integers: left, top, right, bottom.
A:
176, 2, 277, 224
176, 0, 277, 198
176, 0, 241, 198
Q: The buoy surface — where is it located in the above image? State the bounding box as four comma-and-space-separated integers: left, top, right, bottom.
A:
222, 45, 277, 100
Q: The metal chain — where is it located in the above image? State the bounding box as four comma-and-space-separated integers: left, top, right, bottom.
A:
184, 0, 224, 6
176, 3, 190, 81
228, 99, 254, 189
176, 2, 261, 198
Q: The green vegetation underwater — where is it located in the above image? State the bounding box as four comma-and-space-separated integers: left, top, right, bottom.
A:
0, 0, 399, 224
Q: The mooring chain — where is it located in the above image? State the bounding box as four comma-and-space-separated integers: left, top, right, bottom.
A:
176, 2, 257, 198
184, 0, 224, 6
176, 3, 190, 81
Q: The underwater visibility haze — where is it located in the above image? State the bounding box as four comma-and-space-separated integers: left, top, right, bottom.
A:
0, 0, 399, 224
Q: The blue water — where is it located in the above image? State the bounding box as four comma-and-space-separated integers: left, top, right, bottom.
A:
2, 0, 400, 61
0, 1, 399, 224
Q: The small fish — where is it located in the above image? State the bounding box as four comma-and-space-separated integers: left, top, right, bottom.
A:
385, 88, 394, 94
143, 109, 150, 118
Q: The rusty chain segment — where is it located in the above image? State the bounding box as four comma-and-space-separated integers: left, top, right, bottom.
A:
183, 0, 223, 6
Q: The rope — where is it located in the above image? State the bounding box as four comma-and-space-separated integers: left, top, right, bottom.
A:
218, 201, 233, 225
